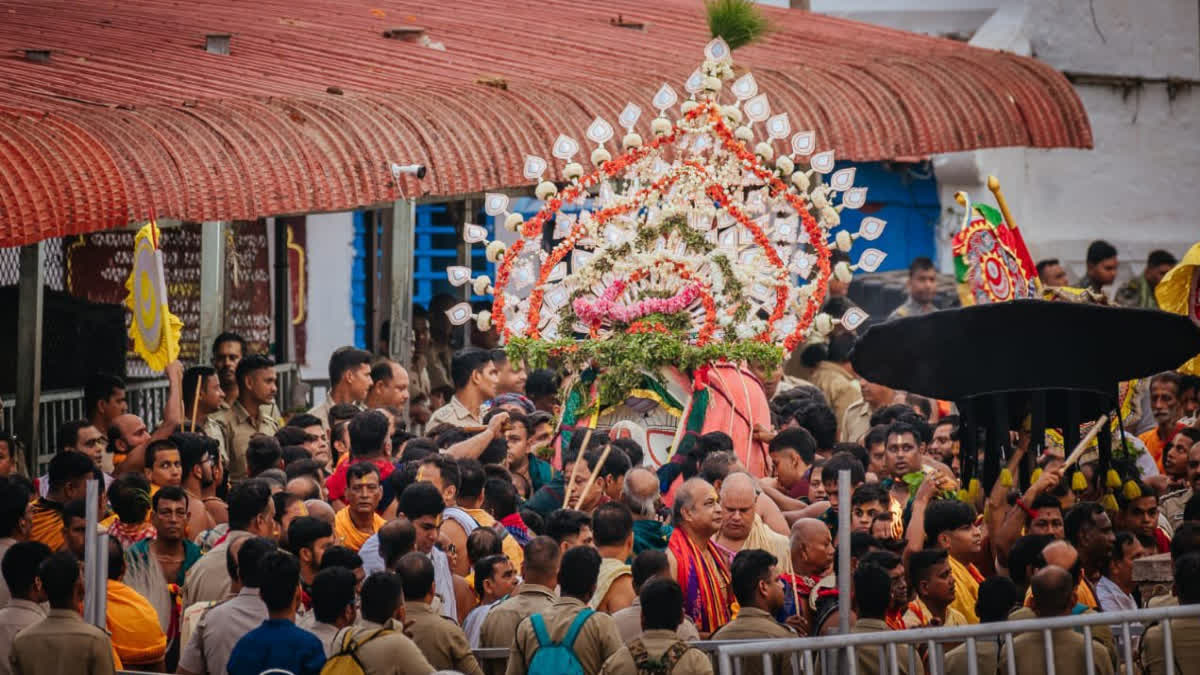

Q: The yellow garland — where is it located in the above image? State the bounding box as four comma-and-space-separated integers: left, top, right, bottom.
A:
1100, 493, 1119, 513
1071, 471, 1088, 492
999, 468, 1013, 488
1106, 470, 1122, 489
1122, 480, 1142, 500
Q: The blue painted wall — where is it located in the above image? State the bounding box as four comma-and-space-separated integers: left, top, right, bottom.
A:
828, 161, 940, 272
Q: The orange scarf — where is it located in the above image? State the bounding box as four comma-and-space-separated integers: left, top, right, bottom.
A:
334, 507, 384, 552
30, 499, 64, 552
107, 580, 167, 666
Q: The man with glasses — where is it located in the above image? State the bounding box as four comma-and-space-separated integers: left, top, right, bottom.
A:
38, 421, 111, 498
177, 432, 223, 537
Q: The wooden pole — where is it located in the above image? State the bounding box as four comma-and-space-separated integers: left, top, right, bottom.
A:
561, 426, 593, 509
986, 175, 1018, 233
570, 443, 612, 510
1062, 414, 1109, 471
190, 374, 203, 430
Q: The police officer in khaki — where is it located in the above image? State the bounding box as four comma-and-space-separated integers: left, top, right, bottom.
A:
847, 563, 924, 675
327, 571, 434, 675
8, 552, 115, 675
210, 354, 282, 484
599, 578, 711, 675
480, 536, 561, 675
395, 552, 482, 675
1000, 565, 1113, 675
711, 549, 800, 675
506, 546, 623, 675
1140, 552, 1200, 674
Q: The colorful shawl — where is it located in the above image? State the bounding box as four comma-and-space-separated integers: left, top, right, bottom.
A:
633, 519, 673, 554
499, 512, 533, 547
779, 572, 820, 621
667, 528, 731, 634
107, 519, 157, 549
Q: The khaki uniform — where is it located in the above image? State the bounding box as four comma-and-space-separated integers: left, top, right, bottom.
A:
328, 620, 434, 675
810, 361, 863, 435
479, 584, 555, 675
505, 596, 623, 675
427, 343, 453, 394
199, 416, 229, 466
427, 395, 483, 430
599, 629, 712, 675
850, 618, 924, 675
611, 598, 700, 643
210, 400, 282, 483
177, 587, 267, 675
711, 606, 797, 675
404, 601, 482, 675
1141, 616, 1200, 675
1160, 488, 1192, 534
8, 609, 115, 675
303, 620, 341, 657
944, 637, 998, 675
999, 627, 1113, 675
181, 530, 250, 610
840, 398, 872, 444
0, 599, 46, 675
1009, 605, 1117, 668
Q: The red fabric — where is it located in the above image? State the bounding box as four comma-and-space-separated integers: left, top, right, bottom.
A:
325, 457, 395, 502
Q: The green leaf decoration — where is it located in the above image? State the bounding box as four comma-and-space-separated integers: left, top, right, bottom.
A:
705, 0, 771, 51
973, 203, 1004, 226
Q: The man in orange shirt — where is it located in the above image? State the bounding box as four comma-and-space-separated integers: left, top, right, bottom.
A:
1139, 372, 1186, 473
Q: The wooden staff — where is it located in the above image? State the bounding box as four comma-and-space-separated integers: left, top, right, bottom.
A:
570, 443, 612, 510
987, 175, 1018, 233
1062, 414, 1109, 471
190, 374, 203, 430
562, 390, 600, 508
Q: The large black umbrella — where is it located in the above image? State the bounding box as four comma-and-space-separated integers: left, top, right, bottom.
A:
851, 300, 1200, 488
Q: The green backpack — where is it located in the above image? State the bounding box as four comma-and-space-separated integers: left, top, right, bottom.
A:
527, 608, 594, 675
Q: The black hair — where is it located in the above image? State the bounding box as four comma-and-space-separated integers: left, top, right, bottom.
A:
420, 453, 461, 491
546, 509, 591, 544
379, 519, 416, 569
793, 400, 838, 450
1147, 249, 1177, 268
591, 502, 634, 547
84, 373, 125, 418
924, 499, 976, 545
62, 499, 86, 525
558, 545, 601, 598
1172, 522, 1200, 562
466, 528, 502, 565
285, 413, 322, 430
396, 551, 435, 600
107, 473, 152, 523
450, 347, 494, 390
2, 541, 51, 598
836, 442, 869, 470
329, 404, 362, 428
39, 551, 81, 608
1008, 534, 1055, 588
370, 360, 398, 384
455, 459, 486, 502
521, 508, 545, 536
360, 571, 403, 624
319, 546, 363, 573
977, 576, 1019, 623
281, 445, 311, 466
479, 436, 509, 465
631, 549, 670, 592
213, 332, 246, 356
349, 410, 390, 458
228, 478, 273, 531
473, 554, 509, 597
869, 404, 916, 429
525, 369, 559, 401
1031, 493, 1062, 513
433, 426, 473, 450
1086, 240, 1117, 265
0, 476, 32, 537
47, 451, 95, 492
906, 548, 948, 589
589, 445, 631, 480
908, 256, 935, 276
173, 432, 217, 481
57, 420, 92, 453
1064, 501, 1104, 546
828, 331, 856, 363
312, 566, 357, 624
483, 477, 519, 520
144, 438, 179, 473
288, 516, 333, 556
398, 482, 445, 521
611, 438, 644, 468
859, 550, 901, 573
258, 550, 301, 612
864, 424, 889, 449
853, 562, 892, 619
700, 451, 739, 485
400, 438, 437, 464
885, 420, 924, 449
152, 485, 188, 513
235, 354, 275, 390
182, 366, 218, 409
275, 427, 309, 448
1176, 552, 1200, 604
328, 346, 373, 387
237, 536, 278, 588
1036, 259, 1061, 276
769, 427, 817, 465
1184, 494, 1200, 524
851, 483, 889, 509
246, 435, 282, 476
285, 458, 325, 482
640, 577, 685, 631
346, 461, 381, 491
822, 451, 866, 486
388, 461, 421, 506
564, 429, 609, 466
730, 548, 778, 607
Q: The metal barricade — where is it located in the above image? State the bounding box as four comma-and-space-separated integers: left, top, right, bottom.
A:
713, 603, 1200, 675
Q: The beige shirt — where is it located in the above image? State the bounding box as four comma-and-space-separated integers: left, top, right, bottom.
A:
177, 587, 267, 675
210, 400, 282, 483
0, 539, 14, 609
1141, 616, 1200, 675
999, 627, 1113, 675
810, 361, 862, 433
505, 596, 623, 675
427, 395, 483, 430
479, 583, 556, 675
711, 607, 797, 675
8, 609, 114, 675
404, 601, 482, 675
427, 343, 453, 394
1160, 487, 1192, 534
611, 598, 700, 644
0, 600, 47, 675
199, 416, 230, 466
1009, 605, 1117, 667
851, 618, 924, 675
328, 620, 434, 675
840, 398, 872, 444
303, 620, 342, 657
944, 638, 997, 675
599, 629, 713, 675
181, 530, 250, 610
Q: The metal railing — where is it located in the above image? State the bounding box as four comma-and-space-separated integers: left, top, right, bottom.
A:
1, 363, 305, 473
713, 602, 1200, 675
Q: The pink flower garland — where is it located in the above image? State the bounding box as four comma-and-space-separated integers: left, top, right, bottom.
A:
574, 279, 702, 327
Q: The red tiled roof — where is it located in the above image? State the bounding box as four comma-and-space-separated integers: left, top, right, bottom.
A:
0, 0, 1092, 247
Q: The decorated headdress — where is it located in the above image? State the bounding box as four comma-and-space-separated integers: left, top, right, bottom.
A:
952, 177, 1038, 306
445, 35, 885, 409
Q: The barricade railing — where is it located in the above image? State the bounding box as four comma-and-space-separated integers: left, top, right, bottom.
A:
2, 363, 304, 473
713, 602, 1200, 675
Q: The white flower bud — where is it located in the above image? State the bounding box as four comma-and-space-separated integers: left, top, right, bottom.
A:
590, 147, 611, 165
721, 105, 743, 124
834, 261, 853, 283
734, 126, 754, 143
563, 162, 584, 180
754, 142, 774, 161
835, 229, 853, 252
475, 310, 492, 332
650, 117, 672, 136
814, 313, 834, 334
680, 101, 698, 115
504, 212, 524, 232
703, 76, 722, 91
535, 180, 557, 200
485, 240, 506, 263
811, 189, 829, 210
622, 132, 643, 149
820, 206, 840, 227
775, 156, 794, 175
791, 171, 810, 191
472, 276, 492, 296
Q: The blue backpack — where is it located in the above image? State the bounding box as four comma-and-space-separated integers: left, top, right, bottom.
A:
527, 608, 594, 675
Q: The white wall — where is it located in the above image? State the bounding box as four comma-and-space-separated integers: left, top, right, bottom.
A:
301, 211, 356, 381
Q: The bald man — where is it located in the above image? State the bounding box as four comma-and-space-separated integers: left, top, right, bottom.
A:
787, 518, 835, 623
304, 500, 336, 526
1000, 566, 1113, 674
287, 477, 322, 501
666, 478, 731, 636
713, 473, 790, 568
366, 360, 411, 410
622, 467, 672, 555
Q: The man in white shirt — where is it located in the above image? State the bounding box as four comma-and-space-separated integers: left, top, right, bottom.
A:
1095, 531, 1146, 612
